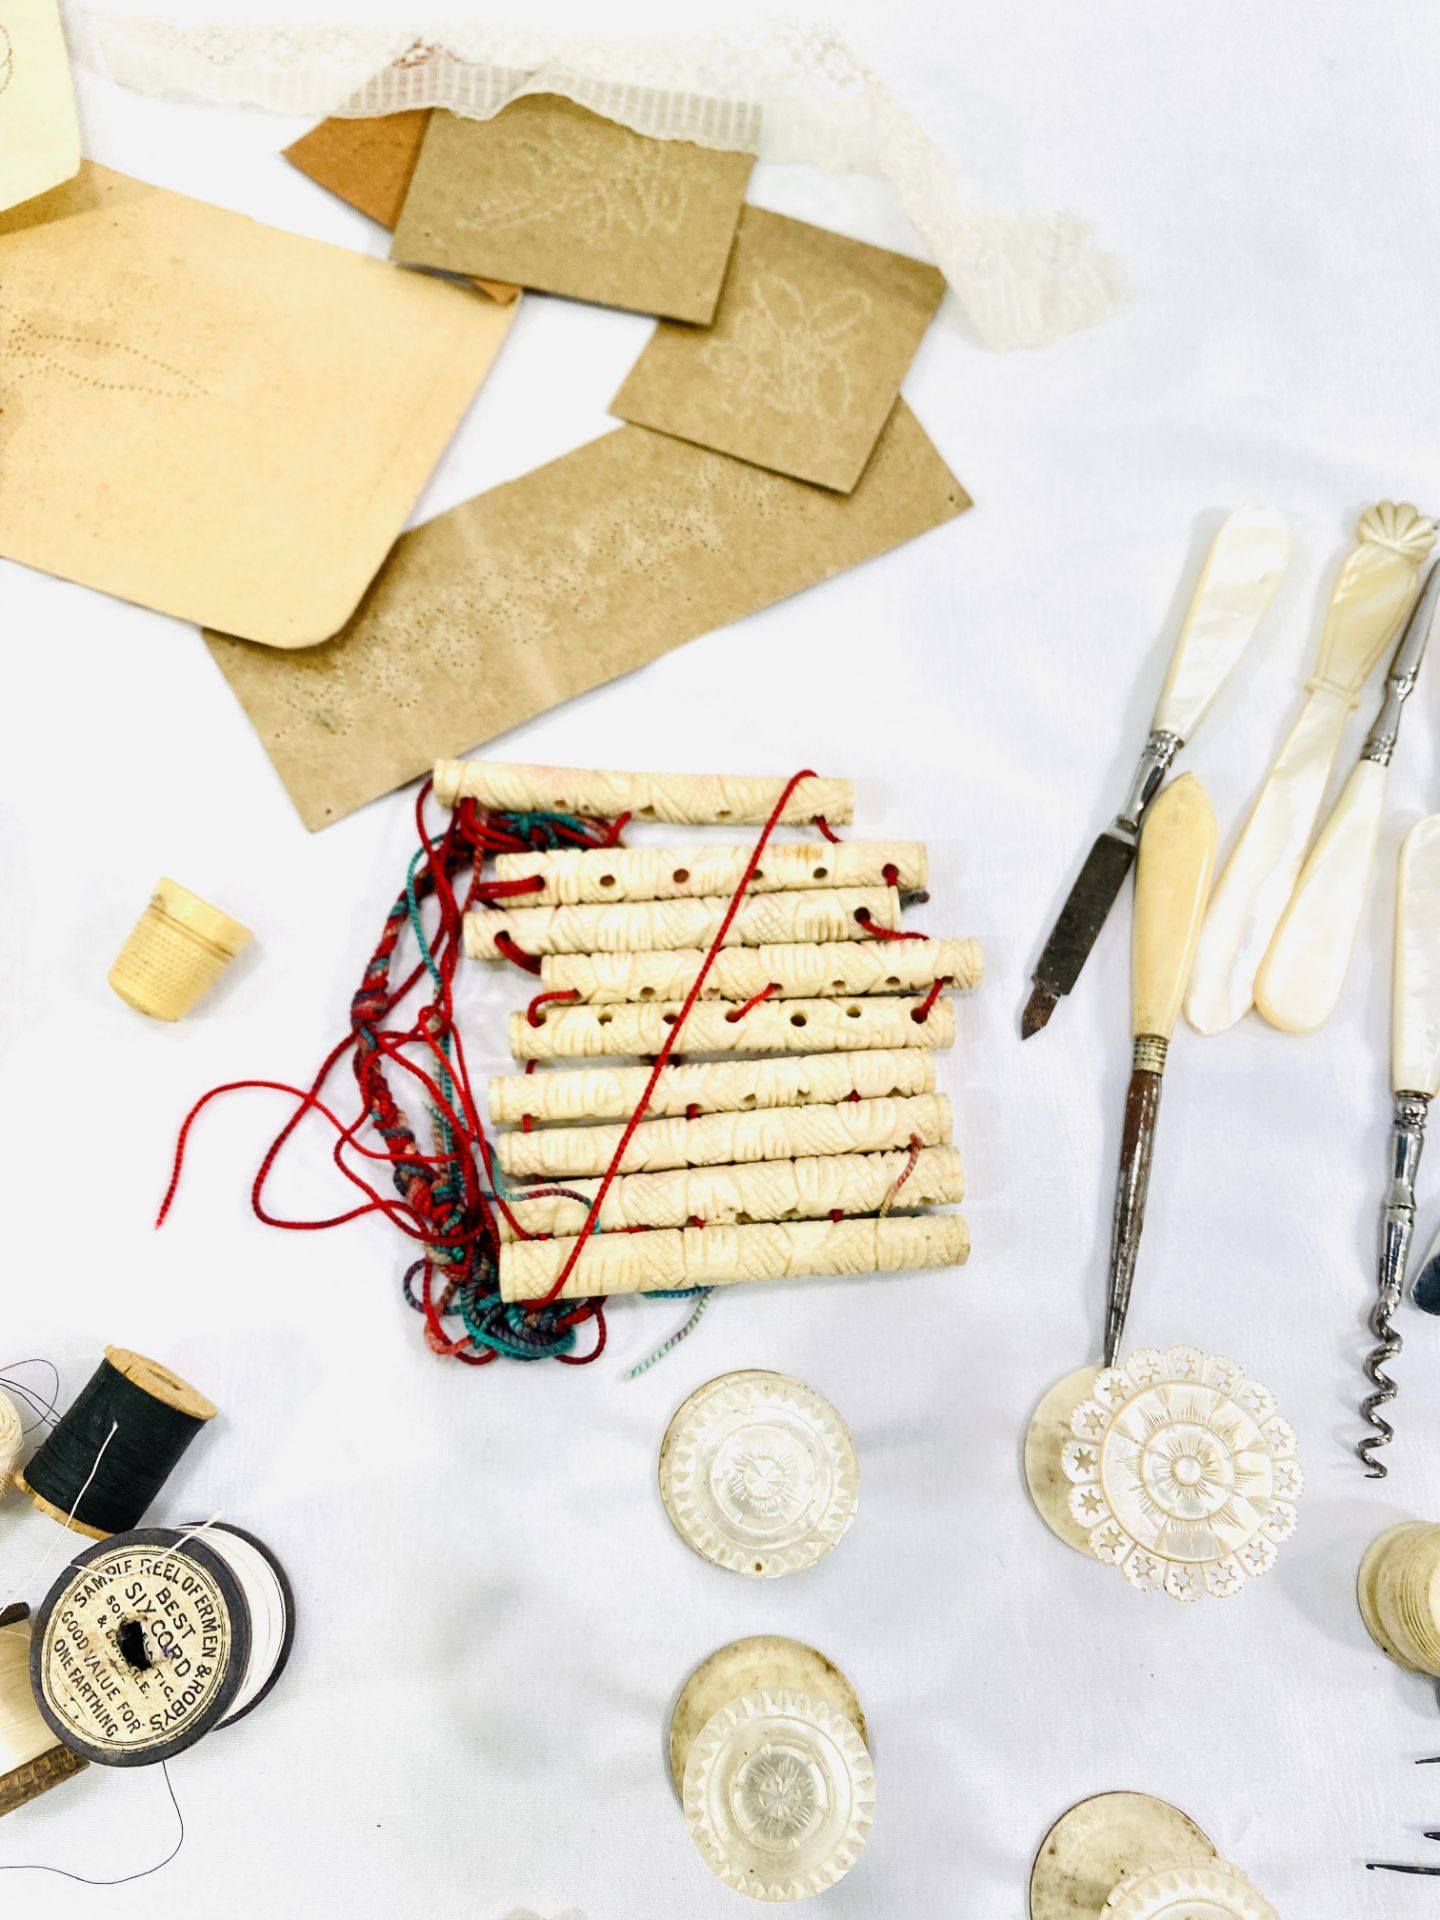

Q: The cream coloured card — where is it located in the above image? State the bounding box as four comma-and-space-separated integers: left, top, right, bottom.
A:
0, 0, 80, 213
390, 95, 754, 322
204, 403, 970, 829
612, 207, 946, 493
0, 163, 515, 646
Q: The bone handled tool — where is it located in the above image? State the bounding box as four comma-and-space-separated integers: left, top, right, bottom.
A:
1103, 773, 1218, 1363
1022, 509, 1289, 1039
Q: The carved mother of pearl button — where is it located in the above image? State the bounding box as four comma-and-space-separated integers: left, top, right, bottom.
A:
682, 1687, 874, 1900
1103, 1862, 1279, 1919
659, 1370, 858, 1578
1028, 1346, 1302, 1600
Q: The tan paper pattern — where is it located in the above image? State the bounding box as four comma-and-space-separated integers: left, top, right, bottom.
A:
1, 163, 514, 647
390, 95, 754, 322
205, 404, 968, 827
486, 1048, 937, 1126
282, 109, 519, 302
493, 839, 927, 904
500, 1212, 970, 1300
494, 1091, 952, 1178
495, 1143, 965, 1238
612, 207, 945, 492
0, 0, 80, 213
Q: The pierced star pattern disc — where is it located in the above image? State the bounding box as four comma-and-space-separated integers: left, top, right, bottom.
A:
682, 1687, 875, 1902
1103, 1862, 1279, 1919
1060, 1347, 1303, 1601
660, 1370, 858, 1578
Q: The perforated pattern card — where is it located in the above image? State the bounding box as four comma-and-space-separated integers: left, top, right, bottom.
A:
0, 163, 516, 647
390, 95, 754, 322
283, 109, 519, 303
0, 0, 81, 213
204, 402, 970, 829
611, 207, 947, 493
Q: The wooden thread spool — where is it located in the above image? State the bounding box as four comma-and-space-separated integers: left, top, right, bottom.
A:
30, 1524, 294, 1767
0, 1605, 88, 1818
669, 1637, 874, 1902
108, 877, 251, 1020
1358, 1520, 1440, 1674
18, 1347, 216, 1539
0, 1387, 21, 1492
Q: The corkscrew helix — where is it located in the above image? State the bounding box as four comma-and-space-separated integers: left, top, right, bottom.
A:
1361, 804, 1440, 1475
1360, 1092, 1426, 1477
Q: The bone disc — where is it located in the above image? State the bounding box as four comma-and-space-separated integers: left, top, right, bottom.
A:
659, 1371, 858, 1579
1029, 1792, 1217, 1920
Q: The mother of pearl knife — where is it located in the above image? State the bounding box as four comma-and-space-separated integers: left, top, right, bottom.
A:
1185, 503, 1434, 1036
1256, 559, 1440, 1034
1022, 509, 1289, 1039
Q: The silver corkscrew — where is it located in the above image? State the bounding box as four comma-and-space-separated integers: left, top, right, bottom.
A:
1361, 1091, 1428, 1476
1360, 809, 1440, 1476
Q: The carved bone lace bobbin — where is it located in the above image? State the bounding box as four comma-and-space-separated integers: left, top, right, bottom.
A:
453, 759, 979, 1305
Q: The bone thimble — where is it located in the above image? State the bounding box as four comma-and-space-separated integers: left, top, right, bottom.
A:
108, 878, 252, 1021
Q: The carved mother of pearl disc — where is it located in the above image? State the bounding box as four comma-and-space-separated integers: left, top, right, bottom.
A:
1060, 1347, 1303, 1601
682, 1687, 875, 1902
659, 1370, 858, 1578
1103, 1862, 1279, 1919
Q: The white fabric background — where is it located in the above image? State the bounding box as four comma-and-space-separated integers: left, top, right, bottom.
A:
3, 4, 1440, 1914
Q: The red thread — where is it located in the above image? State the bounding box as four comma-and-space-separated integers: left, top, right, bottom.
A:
814, 815, 841, 844
882, 863, 899, 888
535, 770, 825, 1307
687, 1216, 704, 1230
854, 907, 927, 942
685, 1103, 701, 1121
881, 1133, 925, 1211
830, 1209, 844, 1223
493, 930, 542, 974
521, 1114, 533, 1133
474, 874, 546, 899
911, 978, 950, 1024
527, 987, 578, 1028
724, 982, 778, 1024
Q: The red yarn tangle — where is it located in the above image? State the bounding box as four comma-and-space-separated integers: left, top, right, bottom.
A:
157, 770, 835, 1369
157, 783, 623, 1366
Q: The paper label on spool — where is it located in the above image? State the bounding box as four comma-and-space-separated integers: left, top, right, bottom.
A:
32, 1531, 245, 1766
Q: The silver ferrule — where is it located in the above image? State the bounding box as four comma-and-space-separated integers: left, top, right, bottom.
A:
1117, 730, 1182, 833
1363, 565, 1440, 766
1378, 1090, 1431, 1317
1132, 1034, 1169, 1074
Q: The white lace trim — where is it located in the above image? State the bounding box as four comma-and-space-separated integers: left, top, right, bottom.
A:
61, 9, 1129, 350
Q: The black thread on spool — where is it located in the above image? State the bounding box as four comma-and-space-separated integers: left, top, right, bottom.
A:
23, 1353, 213, 1536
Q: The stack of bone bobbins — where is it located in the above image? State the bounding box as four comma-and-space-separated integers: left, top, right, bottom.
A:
436, 761, 981, 1303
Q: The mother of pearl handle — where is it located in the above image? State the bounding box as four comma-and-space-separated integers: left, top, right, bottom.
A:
1148, 509, 1291, 741
1186, 503, 1434, 1035
1254, 759, 1388, 1032
1393, 815, 1440, 1097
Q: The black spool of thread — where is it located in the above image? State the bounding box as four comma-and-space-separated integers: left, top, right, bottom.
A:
20, 1347, 216, 1538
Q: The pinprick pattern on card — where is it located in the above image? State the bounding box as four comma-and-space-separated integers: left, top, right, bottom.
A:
0, 300, 209, 401
699, 274, 873, 422
0, 27, 14, 101
457, 117, 690, 242
612, 206, 945, 493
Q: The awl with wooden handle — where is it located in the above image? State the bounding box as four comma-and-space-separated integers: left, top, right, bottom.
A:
1103, 773, 1218, 1364
1023, 509, 1289, 1039
1257, 559, 1440, 1034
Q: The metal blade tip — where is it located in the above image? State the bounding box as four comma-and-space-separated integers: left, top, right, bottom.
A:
1021, 983, 1058, 1039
